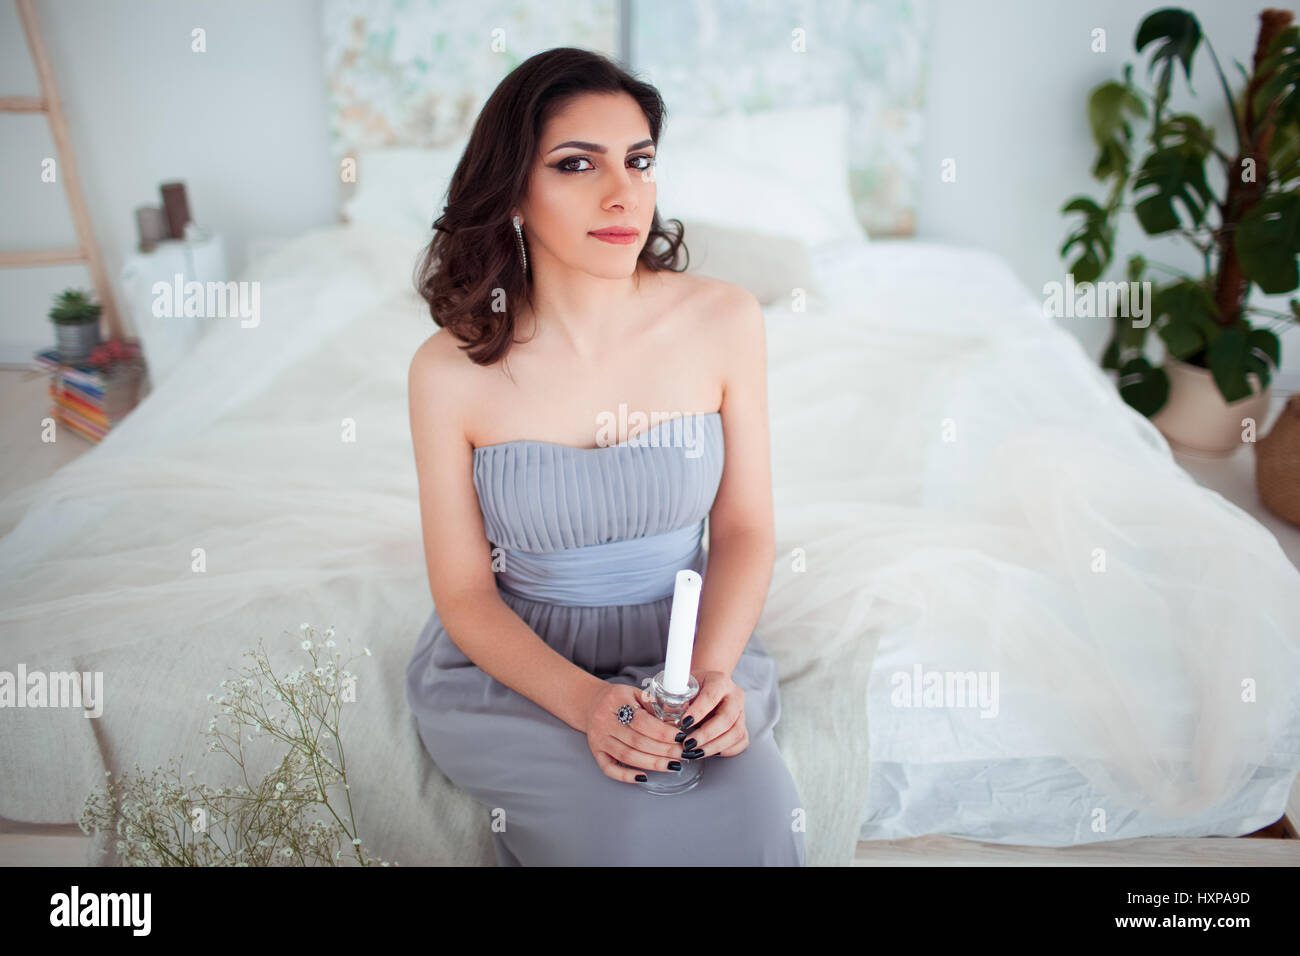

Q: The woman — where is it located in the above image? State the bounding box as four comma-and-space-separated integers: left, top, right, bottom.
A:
404, 47, 806, 866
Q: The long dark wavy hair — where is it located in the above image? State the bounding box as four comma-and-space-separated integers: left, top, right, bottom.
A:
413, 47, 689, 369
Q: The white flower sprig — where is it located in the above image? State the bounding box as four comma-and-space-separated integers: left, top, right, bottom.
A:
78, 625, 395, 867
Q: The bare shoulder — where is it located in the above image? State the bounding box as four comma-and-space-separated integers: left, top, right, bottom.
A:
696, 278, 764, 399
408, 329, 477, 447
410, 328, 469, 393
664, 271, 761, 333
411, 326, 473, 370
688, 274, 762, 345
657, 273, 763, 410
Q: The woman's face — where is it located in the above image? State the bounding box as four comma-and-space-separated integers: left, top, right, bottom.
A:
518, 91, 657, 279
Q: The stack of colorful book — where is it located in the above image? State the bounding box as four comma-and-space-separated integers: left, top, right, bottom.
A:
32, 347, 144, 443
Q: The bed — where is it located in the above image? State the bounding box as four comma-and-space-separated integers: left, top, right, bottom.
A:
3, 94, 1299, 865
3, 219, 1298, 865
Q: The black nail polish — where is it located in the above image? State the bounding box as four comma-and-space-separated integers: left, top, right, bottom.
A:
687, 748, 704, 758
674, 732, 685, 743
682, 738, 697, 750
681, 715, 694, 729
668, 760, 682, 771
635, 773, 648, 782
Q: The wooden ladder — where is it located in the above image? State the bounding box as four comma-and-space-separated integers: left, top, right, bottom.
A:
0, 0, 122, 340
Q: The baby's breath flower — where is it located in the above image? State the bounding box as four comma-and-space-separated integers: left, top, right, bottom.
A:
78, 636, 385, 868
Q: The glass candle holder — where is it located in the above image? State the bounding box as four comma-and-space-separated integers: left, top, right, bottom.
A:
631, 669, 703, 795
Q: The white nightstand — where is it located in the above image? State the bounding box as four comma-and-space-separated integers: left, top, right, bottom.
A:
119, 230, 228, 393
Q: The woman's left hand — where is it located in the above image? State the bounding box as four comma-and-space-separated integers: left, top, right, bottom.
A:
677, 669, 749, 759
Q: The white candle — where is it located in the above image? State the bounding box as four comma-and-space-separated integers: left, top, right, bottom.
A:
663, 569, 703, 695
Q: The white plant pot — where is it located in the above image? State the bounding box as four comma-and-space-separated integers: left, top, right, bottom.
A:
1150, 355, 1271, 457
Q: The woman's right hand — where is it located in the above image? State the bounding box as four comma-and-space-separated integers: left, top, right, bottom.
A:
583, 680, 683, 783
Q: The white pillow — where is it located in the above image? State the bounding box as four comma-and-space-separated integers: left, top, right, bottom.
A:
654, 103, 868, 248
680, 218, 817, 306
342, 103, 868, 249
341, 141, 468, 238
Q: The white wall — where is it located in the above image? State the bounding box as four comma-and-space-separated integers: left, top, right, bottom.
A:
2, 0, 1297, 384
0, 0, 336, 363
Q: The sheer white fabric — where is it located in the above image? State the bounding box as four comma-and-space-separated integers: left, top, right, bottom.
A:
759, 240, 1300, 837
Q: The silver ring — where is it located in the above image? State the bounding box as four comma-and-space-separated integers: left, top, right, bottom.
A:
616, 704, 635, 725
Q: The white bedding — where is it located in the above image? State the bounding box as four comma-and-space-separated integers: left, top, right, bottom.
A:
795, 240, 1300, 842
1, 225, 1297, 866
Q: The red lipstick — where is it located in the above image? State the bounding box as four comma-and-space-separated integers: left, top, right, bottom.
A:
589, 227, 639, 245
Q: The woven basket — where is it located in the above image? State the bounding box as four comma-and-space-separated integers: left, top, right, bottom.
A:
1256, 393, 1300, 528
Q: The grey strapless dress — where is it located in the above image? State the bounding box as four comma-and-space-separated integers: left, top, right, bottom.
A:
405, 411, 806, 866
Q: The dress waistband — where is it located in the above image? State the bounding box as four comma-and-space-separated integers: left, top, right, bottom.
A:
493, 520, 706, 607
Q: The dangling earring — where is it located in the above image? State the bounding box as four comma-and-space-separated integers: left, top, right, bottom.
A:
513, 215, 528, 277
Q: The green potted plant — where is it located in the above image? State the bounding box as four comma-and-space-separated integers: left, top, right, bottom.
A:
1060, 7, 1300, 454
49, 288, 103, 365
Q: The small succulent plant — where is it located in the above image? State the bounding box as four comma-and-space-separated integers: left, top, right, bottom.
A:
49, 289, 102, 326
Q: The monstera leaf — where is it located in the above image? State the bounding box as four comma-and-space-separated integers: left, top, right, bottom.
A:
1132, 144, 1214, 234
1152, 279, 1221, 359
1206, 326, 1281, 401
1269, 121, 1300, 186
1059, 196, 1113, 283
1136, 8, 1202, 129
1236, 190, 1300, 293
1088, 78, 1148, 180
1153, 113, 1215, 154
1117, 355, 1170, 417
1245, 327, 1282, 389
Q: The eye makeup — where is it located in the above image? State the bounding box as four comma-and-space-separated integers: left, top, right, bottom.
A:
552, 154, 656, 174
